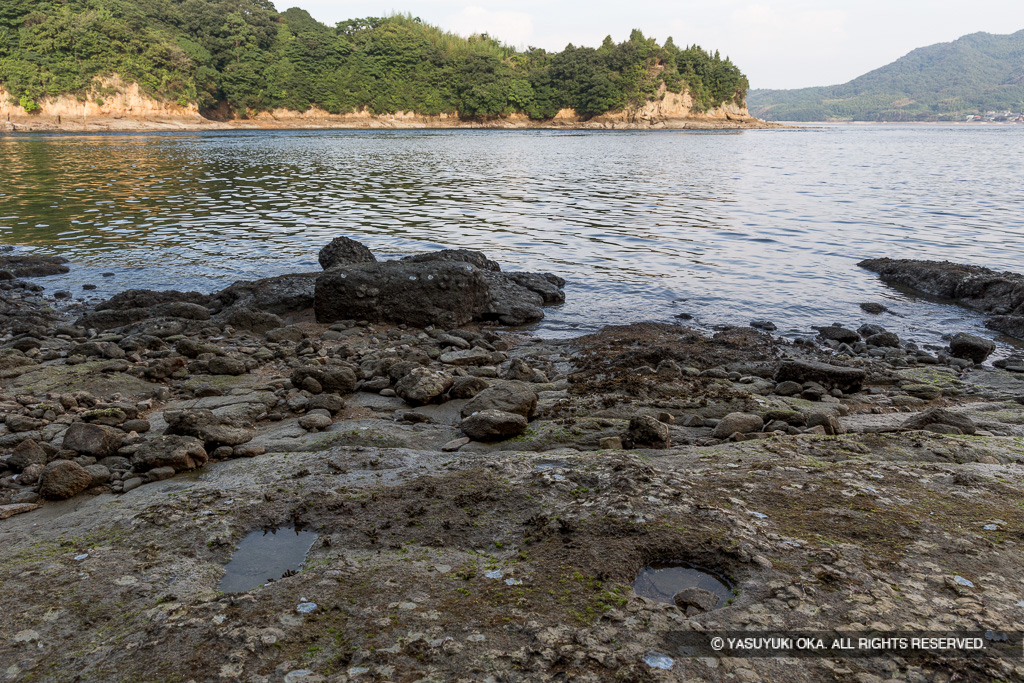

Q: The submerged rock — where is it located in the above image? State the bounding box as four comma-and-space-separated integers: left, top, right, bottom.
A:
0, 254, 70, 278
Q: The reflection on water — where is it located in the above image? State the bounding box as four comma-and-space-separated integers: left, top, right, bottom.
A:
218, 526, 318, 594
1, 126, 1022, 346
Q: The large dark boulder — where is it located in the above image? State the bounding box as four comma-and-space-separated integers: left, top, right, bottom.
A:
949, 333, 995, 363
315, 261, 492, 328
319, 236, 377, 270
211, 273, 319, 315
39, 460, 93, 499
63, 423, 124, 457
774, 360, 866, 393
482, 272, 545, 326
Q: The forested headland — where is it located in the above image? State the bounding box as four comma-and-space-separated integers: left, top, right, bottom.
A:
0, 0, 749, 121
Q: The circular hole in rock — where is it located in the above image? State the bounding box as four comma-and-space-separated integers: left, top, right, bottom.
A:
632, 562, 733, 613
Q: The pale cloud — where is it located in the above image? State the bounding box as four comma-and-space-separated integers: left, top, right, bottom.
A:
443, 6, 535, 47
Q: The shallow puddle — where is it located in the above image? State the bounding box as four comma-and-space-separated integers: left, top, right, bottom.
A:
218, 527, 319, 593
632, 562, 733, 607
534, 459, 567, 471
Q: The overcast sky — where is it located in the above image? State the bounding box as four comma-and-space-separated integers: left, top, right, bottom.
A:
288, 0, 1023, 90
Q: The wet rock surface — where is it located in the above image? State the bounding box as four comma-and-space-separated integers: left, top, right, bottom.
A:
861, 258, 1024, 341
3, 247, 1024, 682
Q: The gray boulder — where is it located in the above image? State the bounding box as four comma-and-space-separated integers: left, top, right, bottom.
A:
628, 415, 671, 448
866, 332, 901, 348
949, 333, 995, 363
291, 365, 358, 394
460, 409, 528, 441
9, 438, 47, 471
131, 435, 208, 472
901, 407, 976, 435
507, 272, 566, 304
712, 412, 764, 439
987, 315, 1024, 341
461, 381, 538, 419
163, 409, 255, 447
395, 367, 454, 405
207, 357, 247, 376
83, 464, 112, 487
63, 422, 124, 457
449, 376, 489, 399
816, 325, 860, 344
482, 271, 545, 326
226, 307, 285, 333
39, 460, 93, 500
0, 254, 70, 278
673, 587, 719, 615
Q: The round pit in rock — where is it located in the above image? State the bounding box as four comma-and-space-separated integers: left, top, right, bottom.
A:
632, 562, 733, 613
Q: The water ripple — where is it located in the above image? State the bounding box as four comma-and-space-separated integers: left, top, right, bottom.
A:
0, 125, 1022, 347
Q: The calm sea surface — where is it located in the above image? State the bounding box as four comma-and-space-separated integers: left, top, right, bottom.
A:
1, 125, 1022, 347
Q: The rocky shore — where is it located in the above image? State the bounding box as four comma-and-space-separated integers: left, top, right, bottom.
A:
2, 243, 1024, 682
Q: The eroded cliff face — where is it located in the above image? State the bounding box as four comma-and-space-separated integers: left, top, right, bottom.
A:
1, 78, 770, 133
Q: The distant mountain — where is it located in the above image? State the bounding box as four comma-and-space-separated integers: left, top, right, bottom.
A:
748, 30, 1024, 121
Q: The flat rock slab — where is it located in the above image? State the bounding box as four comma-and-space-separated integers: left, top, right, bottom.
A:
0, 503, 39, 519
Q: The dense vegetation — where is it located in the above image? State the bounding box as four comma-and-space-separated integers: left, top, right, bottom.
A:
748, 30, 1024, 122
0, 0, 748, 118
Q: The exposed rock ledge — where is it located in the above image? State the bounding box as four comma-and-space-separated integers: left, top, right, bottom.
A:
859, 257, 1024, 340
0, 81, 782, 133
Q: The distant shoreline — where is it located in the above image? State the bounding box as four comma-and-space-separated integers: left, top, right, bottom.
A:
770, 120, 1023, 126
0, 115, 785, 134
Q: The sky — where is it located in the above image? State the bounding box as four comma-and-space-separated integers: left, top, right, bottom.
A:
287, 0, 1024, 90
